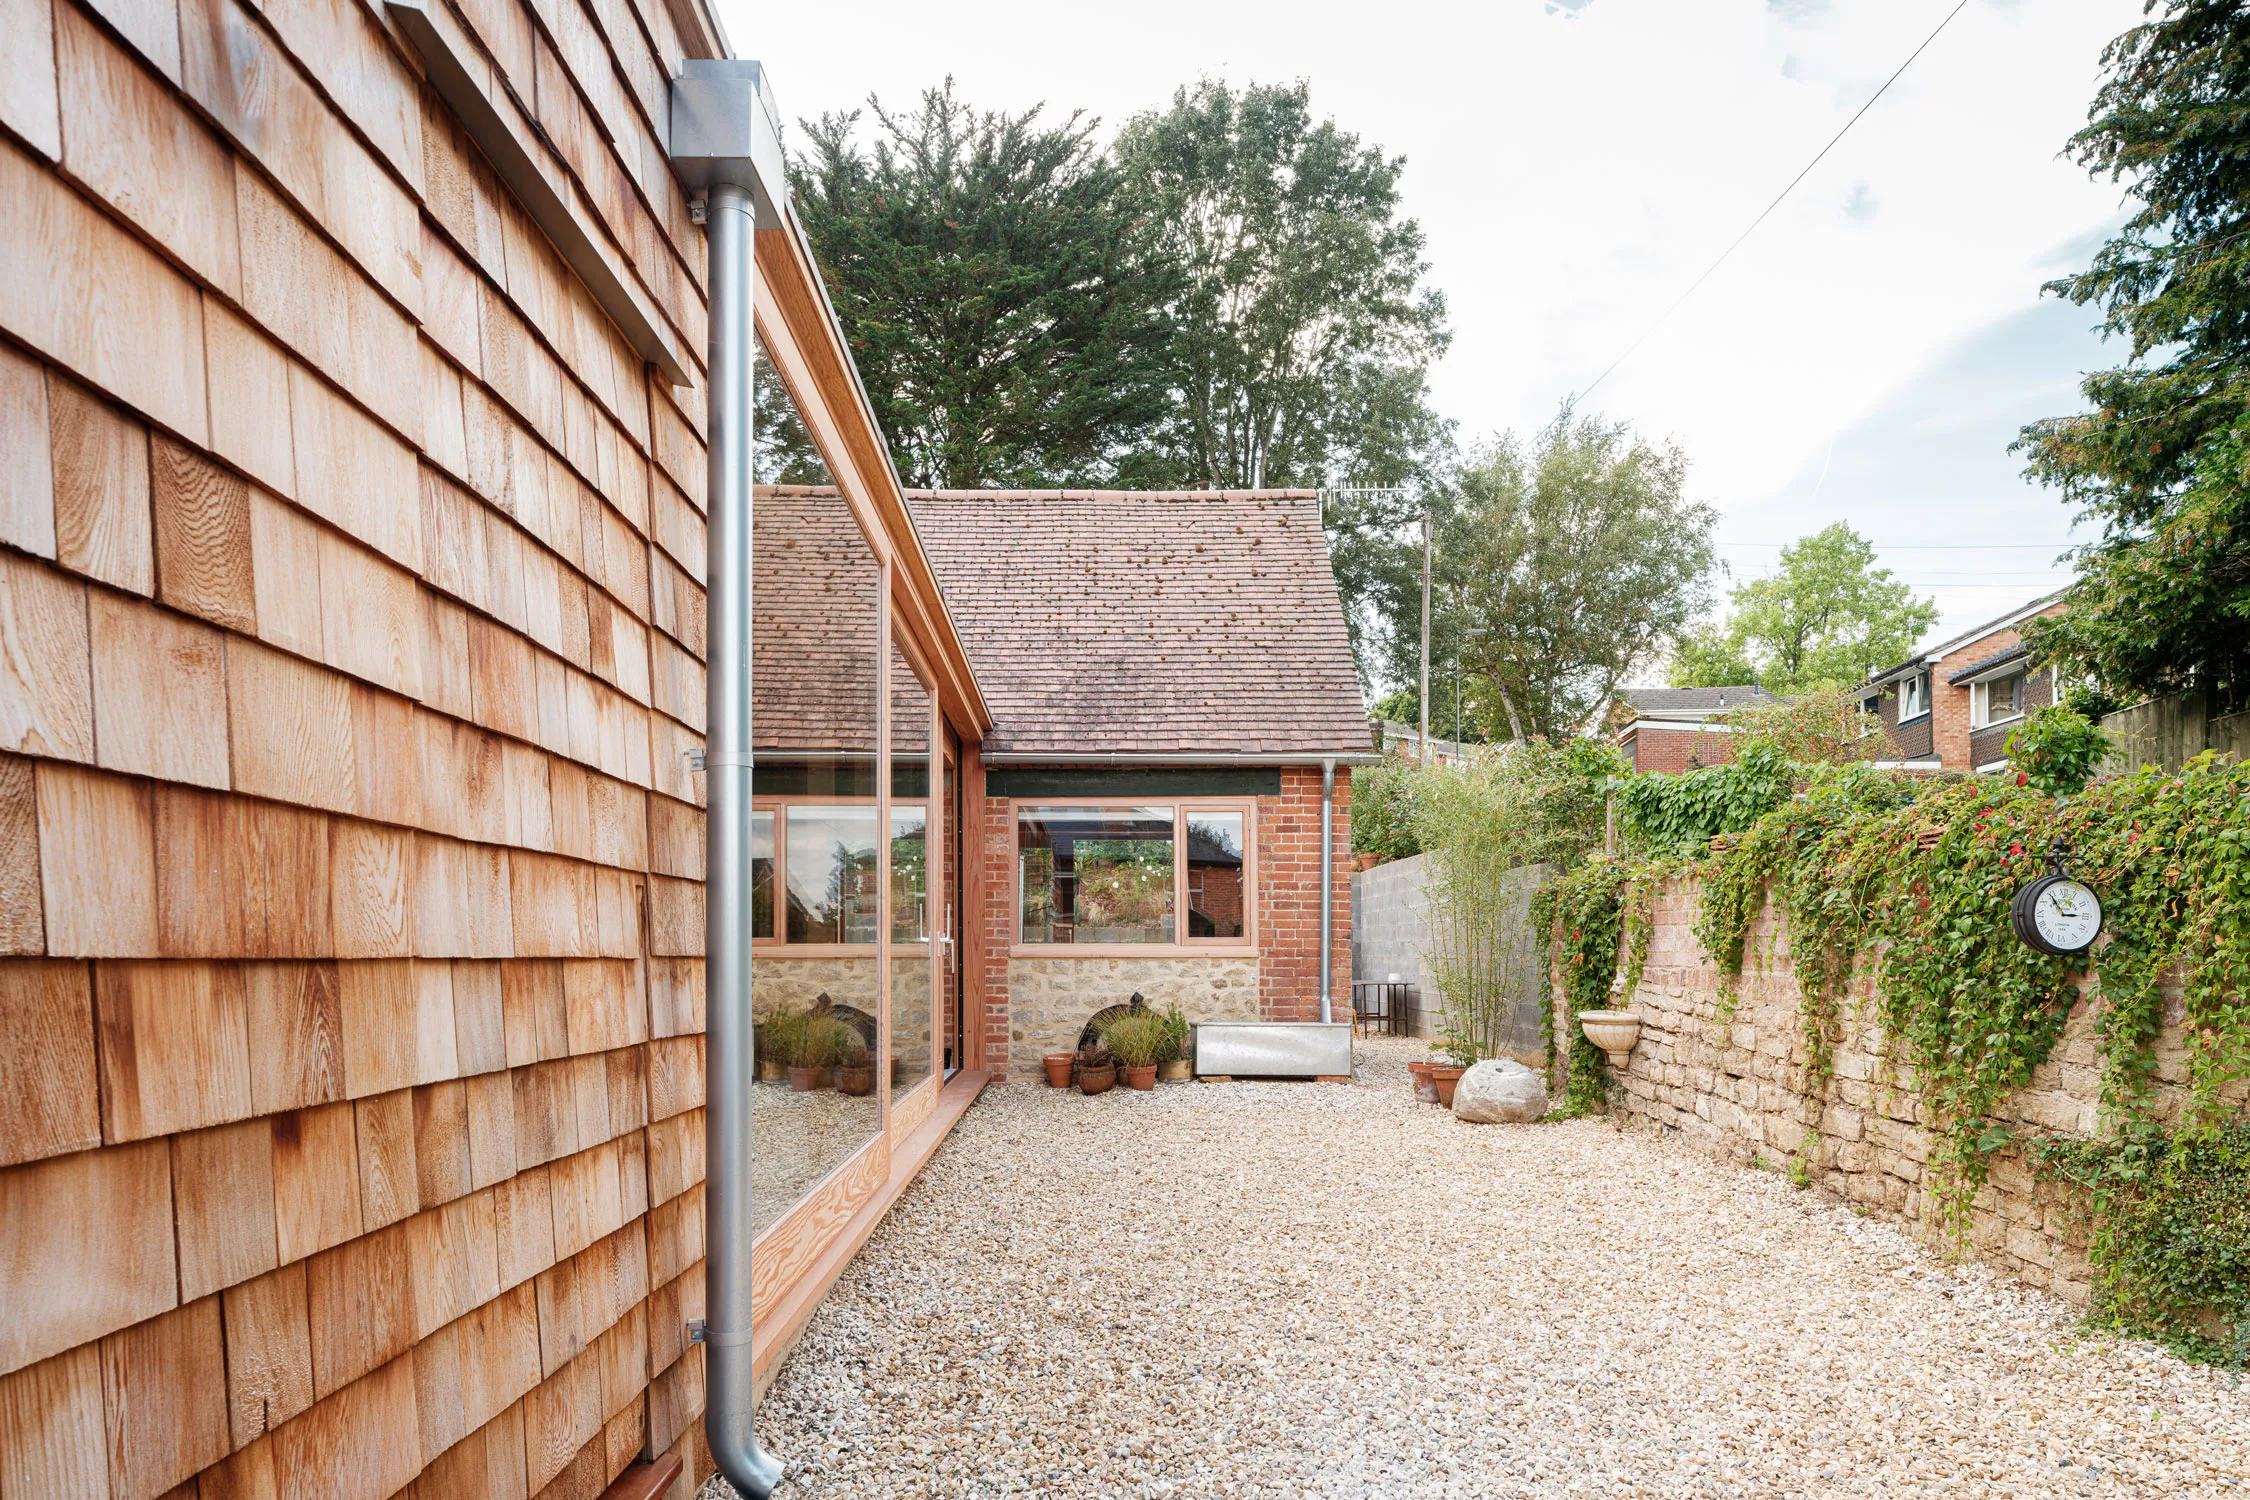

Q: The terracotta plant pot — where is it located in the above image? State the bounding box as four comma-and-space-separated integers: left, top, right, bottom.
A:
1123, 1063, 1158, 1091
1578, 1010, 1643, 1069
1078, 1064, 1117, 1096
1158, 1058, 1193, 1083
1356, 852, 1381, 871
835, 1064, 874, 1097
757, 1057, 787, 1084
1430, 1065, 1466, 1108
785, 1065, 830, 1092
1043, 1053, 1075, 1088
1408, 1059, 1439, 1104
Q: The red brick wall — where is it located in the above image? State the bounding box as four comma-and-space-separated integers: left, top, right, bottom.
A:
967, 765, 1356, 1072
1626, 726, 1737, 774
1255, 766, 1353, 1022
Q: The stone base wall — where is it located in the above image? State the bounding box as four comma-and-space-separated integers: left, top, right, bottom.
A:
1006, 955, 1260, 1079
1573, 877, 2205, 1305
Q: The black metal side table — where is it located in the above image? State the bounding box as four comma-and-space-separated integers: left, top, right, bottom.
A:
1350, 980, 1410, 1037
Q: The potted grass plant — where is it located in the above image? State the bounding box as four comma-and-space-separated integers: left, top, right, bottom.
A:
777, 1008, 842, 1092
1100, 1012, 1167, 1091
1157, 1001, 1193, 1082
835, 1032, 875, 1096
1076, 1038, 1116, 1096
754, 1019, 787, 1084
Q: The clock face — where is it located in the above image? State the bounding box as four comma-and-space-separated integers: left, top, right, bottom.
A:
2033, 878, 2103, 953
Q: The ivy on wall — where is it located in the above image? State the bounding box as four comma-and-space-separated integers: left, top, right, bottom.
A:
1543, 748, 2250, 1366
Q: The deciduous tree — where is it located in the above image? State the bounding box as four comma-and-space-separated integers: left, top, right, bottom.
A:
1671, 524, 1936, 694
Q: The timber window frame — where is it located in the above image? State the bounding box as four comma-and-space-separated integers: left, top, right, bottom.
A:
1009, 796, 1259, 956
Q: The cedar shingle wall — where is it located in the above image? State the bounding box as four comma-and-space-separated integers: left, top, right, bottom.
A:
0, 0, 719, 1496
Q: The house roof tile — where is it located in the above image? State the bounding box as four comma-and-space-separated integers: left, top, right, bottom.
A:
883, 488, 1373, 758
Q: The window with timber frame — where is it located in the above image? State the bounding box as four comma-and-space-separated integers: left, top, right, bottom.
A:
1013, 799, 1256, 951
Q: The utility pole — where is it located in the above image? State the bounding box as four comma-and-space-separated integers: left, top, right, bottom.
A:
1418, 507, 1432, 767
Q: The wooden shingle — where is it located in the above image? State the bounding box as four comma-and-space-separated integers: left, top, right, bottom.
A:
0, 1138, 176, 1376
270, 1100, 362, 1266
0, 342, 57, 558
171, 1115, 279, 1301
243, 961, 346, 1114
0, 960, 101, 1166
89, 591, 231, 788
47, 374, 154, 598
0, 755, 39, 956
222, 1261, 316, 1448
36, 763, 155, 956
94, 959, 254, 1141
151, 433, 257, 632
0, 1345, 108, 1499
99, 1295, 230, 1500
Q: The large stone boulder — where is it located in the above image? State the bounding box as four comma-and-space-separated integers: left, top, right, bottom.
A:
1453, 1058, 1549, 1124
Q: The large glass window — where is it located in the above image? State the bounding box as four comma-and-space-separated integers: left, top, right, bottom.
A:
783, 806, 880, 944
1186, 811, 1246, 938
890, 806, 928, 942
1018, 806, 1183, 945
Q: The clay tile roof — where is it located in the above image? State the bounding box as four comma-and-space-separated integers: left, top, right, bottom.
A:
895, 488, 1373, 758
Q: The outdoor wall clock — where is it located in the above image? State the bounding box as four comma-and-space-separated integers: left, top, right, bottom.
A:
2010, 842, 2104, 956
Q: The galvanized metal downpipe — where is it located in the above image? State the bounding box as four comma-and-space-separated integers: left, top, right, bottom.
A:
700, 179, 782, 1499
1319, 757, 1336, 1024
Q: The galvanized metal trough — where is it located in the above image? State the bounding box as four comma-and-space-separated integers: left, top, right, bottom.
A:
1191, 1020, 1353, 1079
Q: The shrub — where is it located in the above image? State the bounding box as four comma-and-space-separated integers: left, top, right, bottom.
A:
2007, 705, 2112, 796
1616, 739, 1795, 854
1350, 755, 1422, 860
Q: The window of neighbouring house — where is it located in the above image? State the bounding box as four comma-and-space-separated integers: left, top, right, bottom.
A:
752, 810, 775, 938
1974, 671, 2026, 728
785, 805, 882, 944
1186, 811, 1246, 937
1899, 670, 1931, 721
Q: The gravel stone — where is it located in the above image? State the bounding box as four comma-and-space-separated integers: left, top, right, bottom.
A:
702, 1037, 2249, 1498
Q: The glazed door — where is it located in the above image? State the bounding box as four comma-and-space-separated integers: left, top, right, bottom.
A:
941, 728, 963, 1074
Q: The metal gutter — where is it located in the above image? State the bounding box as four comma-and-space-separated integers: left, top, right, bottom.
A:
1318, 758, 1335, 1024
387, 0, 695, 387
978, 750, 1384, 767
670, 61, 783, 1500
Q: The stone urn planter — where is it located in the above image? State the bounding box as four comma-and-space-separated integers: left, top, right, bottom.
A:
835, 1061, 874, 1097
1078, 1063, 1117, 1096
1578, 1010, 1642, 1069
1043, 1053, 1075, 1088
1158, 1058, 1193, 1083
1407, 1059, 1438, 1103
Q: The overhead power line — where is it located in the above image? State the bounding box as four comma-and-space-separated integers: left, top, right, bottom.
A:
1573, 0, 1974, 403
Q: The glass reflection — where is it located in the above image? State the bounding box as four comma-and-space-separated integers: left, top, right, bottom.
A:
1187, 811, 1245, 937
1018, 806, 1176, 944
887, 644, 937, 1094
748, 423, 882, 1237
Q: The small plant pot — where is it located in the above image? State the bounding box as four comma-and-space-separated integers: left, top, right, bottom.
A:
785, 1065, 830, 1092
1158, 1058, 1193, 1083
1122, 1064, 1158, 1091
1078, 1064, 1117, 1096
1430, 1065, 1466, 1108
835, 1064, 874, 1097
1043, 1053, 1075, 1088
1356, 852, 1381, 871
1578, 1010, 1643, 1069
757, 1057, 787, 1084
1408, 1060, 1439, 1104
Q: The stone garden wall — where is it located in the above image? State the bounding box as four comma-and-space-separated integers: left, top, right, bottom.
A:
1573, 876, 2203, 1305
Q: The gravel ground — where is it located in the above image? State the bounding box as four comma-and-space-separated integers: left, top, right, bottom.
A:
706, 1037, 2248, 1498
752, 1082, 882, 1237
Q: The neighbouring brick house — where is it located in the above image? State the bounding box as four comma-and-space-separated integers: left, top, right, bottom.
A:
780, 485, 1373, 1082
1607, 685, 1779, 773
1860, 594, 2065, 773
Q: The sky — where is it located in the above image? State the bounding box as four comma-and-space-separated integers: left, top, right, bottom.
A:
717, 0, 2147, 647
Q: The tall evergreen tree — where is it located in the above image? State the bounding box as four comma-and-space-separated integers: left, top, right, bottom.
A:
2019, 1, 2250, 708
766, 82, 1181, 489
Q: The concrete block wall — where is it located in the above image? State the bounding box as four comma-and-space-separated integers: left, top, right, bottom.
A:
1575, 876, 2207, 1305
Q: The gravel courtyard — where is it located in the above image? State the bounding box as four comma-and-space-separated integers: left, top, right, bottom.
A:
715, 1038, 2248, 1498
